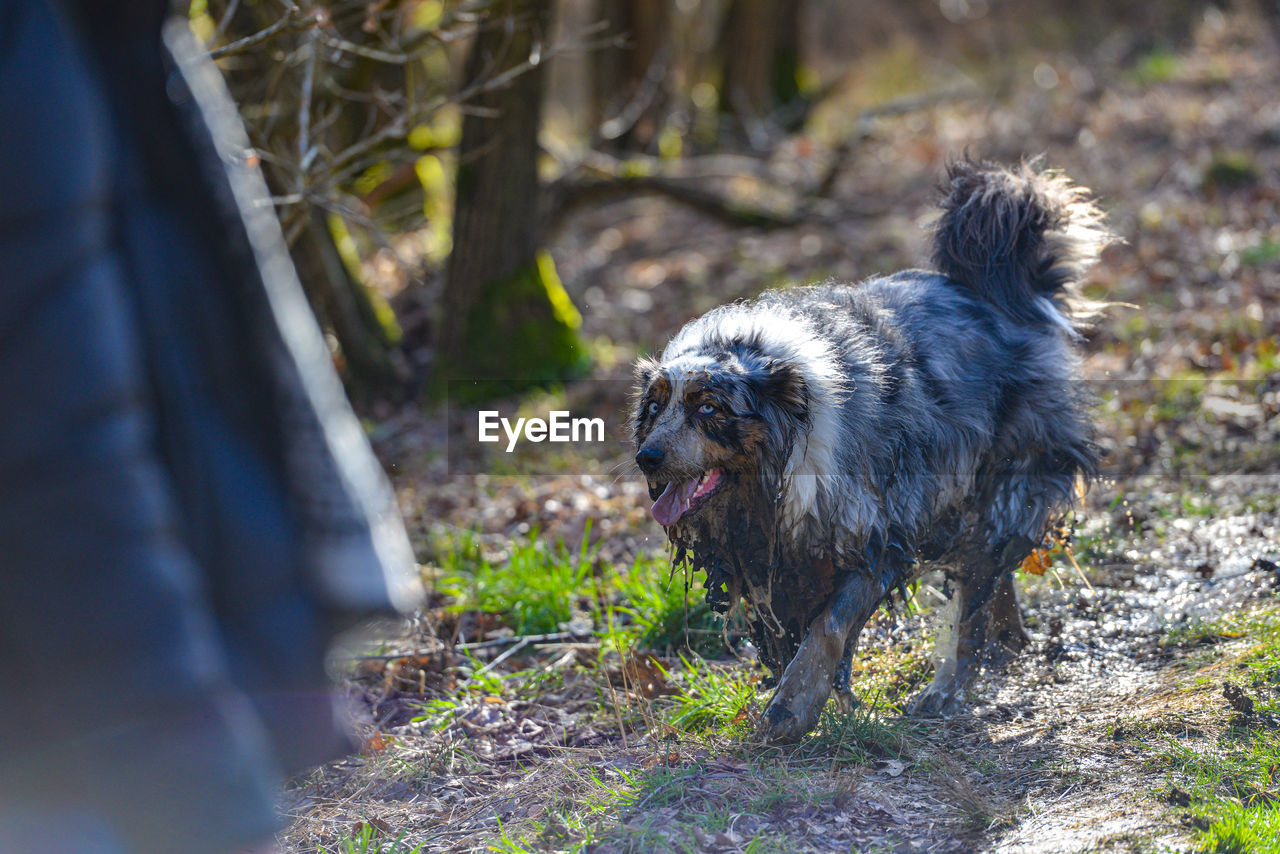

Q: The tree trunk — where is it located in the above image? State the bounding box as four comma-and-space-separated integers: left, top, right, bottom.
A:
440, 0, 587, 399
592, 0, 674, 150
721, 0, 775, 122
771, 0, 803, 110
289, 205, 402, 404
719, 0, 804, 135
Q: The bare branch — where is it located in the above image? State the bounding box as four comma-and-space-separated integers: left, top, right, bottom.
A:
209, 0, 242, 44
207, 9, 317, 60
297, 34, 316, 169
545, 151, 887, 231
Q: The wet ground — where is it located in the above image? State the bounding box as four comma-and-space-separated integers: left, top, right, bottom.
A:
975, 479, 1280, 851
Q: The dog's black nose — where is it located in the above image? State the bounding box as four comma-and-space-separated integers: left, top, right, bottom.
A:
635, 447, 664, 474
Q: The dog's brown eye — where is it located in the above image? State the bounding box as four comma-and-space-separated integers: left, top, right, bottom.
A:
697, 403, 717, 416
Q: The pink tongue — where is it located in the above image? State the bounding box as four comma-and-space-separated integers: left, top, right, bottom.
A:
651, 479, 699, 526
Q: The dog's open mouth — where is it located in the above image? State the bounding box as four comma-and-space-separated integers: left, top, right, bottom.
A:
649, 468, 726, 526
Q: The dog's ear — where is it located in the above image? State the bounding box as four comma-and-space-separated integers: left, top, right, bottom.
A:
751, 359, 809, 423
631, 357, 663, 441
634, 356, 661, 388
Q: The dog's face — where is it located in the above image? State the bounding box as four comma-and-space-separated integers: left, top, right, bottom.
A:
632, 349, 808, 528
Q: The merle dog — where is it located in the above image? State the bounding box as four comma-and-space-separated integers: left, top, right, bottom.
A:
633, 159, 1110, 741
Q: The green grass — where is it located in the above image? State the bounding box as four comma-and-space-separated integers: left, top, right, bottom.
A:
1203, 153, 1261, 191
337, 822, 424, 854
786, 700, 913, 766
1240, 239, 1280, 268
615, 556, 729, 657
1161, 617, 1246, 650
485, 762, 652, 853
1147, 608, 1280, 852
843, 624, 933, 707
431, 527, 733, 657
1130, 48, 1182, 85
1243, 495, 1280, 515
1156, 724, 1280, 852
663, 655, 759, 733
1151, 371, 1206, 422
424, 524, 927, 853
1198, 801, 1280, 853
436, 528, 594, 636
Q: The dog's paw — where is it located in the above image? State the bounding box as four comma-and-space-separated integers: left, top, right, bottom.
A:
755, 698, 804, 743
755, 682, 831, 743
754, 639, 840, 742
907, 680, 965, 717
984, 626, 1030, 668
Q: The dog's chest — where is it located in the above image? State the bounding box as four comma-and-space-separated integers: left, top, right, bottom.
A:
674, 504, 841, 636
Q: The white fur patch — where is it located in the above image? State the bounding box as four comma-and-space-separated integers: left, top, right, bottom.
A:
663, 303, 848, 533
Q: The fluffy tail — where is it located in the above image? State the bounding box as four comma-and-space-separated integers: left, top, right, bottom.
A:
931, 158, 1112, 328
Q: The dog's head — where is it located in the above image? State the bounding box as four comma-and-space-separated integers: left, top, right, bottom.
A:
632, 346, 809, 529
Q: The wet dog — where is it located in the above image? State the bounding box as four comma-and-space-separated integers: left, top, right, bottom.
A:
633, 159, 1110, 741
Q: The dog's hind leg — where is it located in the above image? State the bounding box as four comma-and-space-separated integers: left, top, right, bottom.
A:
914, 585, 962, 715
986, 572, 1030, 663
831, 636, 857, 713
909, 533, 1035, 716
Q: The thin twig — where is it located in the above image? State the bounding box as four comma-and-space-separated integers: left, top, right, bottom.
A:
1064, 545, 1096, 594
606, 609, 630, 749
475, 638, 530, 676
297, 34, 316, 167
209, 0, 242, 44
599, 38, 671, 141
207, 10, 316, 60
346, 630, 579, 661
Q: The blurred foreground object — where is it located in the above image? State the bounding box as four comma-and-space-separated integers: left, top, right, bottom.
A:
0, 2, 419, 852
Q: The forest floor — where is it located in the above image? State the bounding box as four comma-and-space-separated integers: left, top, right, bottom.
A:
281, 8, 1280, 853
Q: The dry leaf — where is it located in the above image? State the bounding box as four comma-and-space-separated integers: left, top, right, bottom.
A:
363, 731, 388, 754
1020, 549, 1051, 576
714, 830, 743, 846
621, 654, 675, 698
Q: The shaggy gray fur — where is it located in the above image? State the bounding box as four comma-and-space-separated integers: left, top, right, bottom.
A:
634, 158, 1113, 740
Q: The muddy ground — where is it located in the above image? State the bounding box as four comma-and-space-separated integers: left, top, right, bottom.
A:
279, 7, 1280, 853
279, 478, 1280, 853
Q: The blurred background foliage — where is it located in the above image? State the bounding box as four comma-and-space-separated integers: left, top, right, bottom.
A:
194, 0, 1257, 405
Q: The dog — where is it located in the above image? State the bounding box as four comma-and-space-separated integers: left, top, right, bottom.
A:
632, 159, 1111, 742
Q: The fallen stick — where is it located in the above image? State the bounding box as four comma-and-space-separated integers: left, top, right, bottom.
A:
346, 630, 580, 661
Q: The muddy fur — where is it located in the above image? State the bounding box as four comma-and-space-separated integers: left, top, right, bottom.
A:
633, 159, 1112, 741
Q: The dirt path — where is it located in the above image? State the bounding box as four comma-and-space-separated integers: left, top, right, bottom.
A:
970, 486, 1280, 852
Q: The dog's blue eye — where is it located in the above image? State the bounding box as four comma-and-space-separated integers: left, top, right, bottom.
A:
698, 403, 717, 416
647, 401, 660, 416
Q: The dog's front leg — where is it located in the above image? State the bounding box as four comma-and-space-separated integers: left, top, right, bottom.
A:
755, 572, 885, 743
